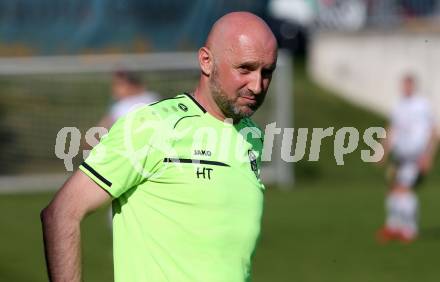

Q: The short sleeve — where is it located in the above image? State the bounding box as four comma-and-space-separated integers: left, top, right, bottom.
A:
79, 106, 169, 198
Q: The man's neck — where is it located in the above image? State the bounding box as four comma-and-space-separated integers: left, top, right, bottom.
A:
193, 87, 230, 122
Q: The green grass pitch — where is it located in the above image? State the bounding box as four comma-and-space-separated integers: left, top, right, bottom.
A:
2, 180, 440, 282
1, 60, 439, 281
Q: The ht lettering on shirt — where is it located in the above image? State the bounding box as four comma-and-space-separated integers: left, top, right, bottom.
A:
196, 167, 213, 179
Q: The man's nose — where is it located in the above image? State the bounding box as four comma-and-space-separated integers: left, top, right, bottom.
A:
248, 72, 263, 95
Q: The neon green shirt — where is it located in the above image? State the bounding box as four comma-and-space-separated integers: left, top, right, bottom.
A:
80, 93, 265, 282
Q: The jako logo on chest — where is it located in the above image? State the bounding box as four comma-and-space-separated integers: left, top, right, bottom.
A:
194, 149, 212, 156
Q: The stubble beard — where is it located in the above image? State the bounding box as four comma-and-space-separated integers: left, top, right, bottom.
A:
209, 65, 261, 122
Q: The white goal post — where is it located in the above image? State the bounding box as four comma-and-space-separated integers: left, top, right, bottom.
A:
0, 51, 293, 191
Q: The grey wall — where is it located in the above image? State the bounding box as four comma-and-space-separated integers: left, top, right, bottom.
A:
310, 31, 440, 128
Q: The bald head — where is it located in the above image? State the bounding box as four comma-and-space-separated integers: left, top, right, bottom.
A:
195, 12, 278, 122
206, 12, 277, 57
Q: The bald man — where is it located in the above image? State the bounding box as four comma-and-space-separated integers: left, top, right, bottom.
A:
41, 12, 278, 282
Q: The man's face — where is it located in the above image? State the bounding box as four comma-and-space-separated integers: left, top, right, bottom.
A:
209, 35, 277, 121
112, 77, 130, 100
402, 77, 415, 97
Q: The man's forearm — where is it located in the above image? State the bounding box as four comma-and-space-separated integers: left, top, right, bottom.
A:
41, 208, 82, 282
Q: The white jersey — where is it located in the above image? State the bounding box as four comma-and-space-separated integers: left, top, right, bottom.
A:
390, 94, 434, 159
109, 91, 159, 123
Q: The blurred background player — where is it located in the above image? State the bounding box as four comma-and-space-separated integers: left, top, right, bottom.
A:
97, 69, 159, 130
378, 74, 438, 243
81, 69, 159, 159
94, 69, 159, 226
3, 1, 440, 280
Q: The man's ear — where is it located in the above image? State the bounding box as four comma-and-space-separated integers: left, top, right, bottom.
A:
198, 47, 213, 76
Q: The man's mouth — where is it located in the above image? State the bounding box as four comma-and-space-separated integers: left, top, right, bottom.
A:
240, 96, 257, 104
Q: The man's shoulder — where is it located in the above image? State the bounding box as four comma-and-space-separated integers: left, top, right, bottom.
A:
106, 94, 195, 148
242, 117, 260, 127
132, 93, 202, 129
239, 118, 265, 149
406, 95, 432, 113
414, 95, 430, 105
241, 118, 263, 135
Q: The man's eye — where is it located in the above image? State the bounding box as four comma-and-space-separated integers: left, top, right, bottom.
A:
238, 67, 250, 74
262, 69, 274, 78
